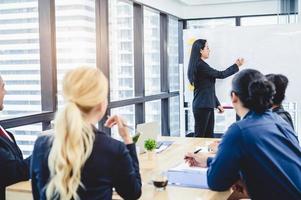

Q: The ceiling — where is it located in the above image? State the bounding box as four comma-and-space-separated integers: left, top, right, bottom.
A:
176, 0, 267, 5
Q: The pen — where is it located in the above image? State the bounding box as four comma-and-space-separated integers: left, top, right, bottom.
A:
123, 123, 135, 131
106, 115, 134, 130
184, 148, 203, 161
194, 148, 202, 154
184, 147, 205, 160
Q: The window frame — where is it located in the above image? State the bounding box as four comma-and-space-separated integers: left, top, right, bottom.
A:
0, 0, 182, 138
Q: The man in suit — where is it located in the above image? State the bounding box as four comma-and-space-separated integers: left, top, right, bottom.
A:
0, 75, 31, 199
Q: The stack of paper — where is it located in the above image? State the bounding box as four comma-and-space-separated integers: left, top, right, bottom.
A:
167, 163, 209, 189
155, 141, 173, 153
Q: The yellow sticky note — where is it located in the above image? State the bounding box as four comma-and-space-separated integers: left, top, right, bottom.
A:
187, 37, 196, 45
188, 83, 195, 91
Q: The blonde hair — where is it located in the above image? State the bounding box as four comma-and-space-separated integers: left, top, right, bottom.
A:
46, 67, 108, 200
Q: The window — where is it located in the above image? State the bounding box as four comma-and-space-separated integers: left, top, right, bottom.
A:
168, 17, 179, 92
187, 18, 236, 29
55, 0, 96, 108
1, 1, 181, 145
0, 0, 42, 157
109, 0, 134, 101
6, 123, 42, 158
0, 0, 41, 119
145, 100, 161, 131
169, 96, 180, 136
110, 105, 135, 140
144, 7, 160, 95
289, 14, 298, 23
241, 15, 288, 26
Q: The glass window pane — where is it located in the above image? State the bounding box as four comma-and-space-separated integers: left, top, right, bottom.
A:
109, 0, 134, 101
169, 96, 180, 136
168, 17, 179, 92
145, 100, 161, 131
0, 0, 41, 119
110, 105, 135, 140
186, 18, 236, 29
6, 123, 42, 158
144, 7, 160, 95
241, 15, 288, 26
55, 0, 96, 108
289, 14, 298, 23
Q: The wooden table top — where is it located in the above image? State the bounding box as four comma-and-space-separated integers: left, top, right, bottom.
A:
7, 137, 231, 200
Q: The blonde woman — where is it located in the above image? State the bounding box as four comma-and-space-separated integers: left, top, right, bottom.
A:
31, 67, 142, 200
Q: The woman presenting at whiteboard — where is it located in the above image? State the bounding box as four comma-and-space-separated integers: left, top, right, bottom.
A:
187, 39, 244, 138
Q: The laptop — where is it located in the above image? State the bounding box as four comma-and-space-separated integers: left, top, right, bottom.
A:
136, 122, 160, 154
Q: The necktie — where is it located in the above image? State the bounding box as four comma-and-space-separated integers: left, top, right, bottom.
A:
0, 127, 12, 142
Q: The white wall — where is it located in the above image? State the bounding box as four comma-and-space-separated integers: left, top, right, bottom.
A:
179, 0, 279, 19
135, 0, 280, 19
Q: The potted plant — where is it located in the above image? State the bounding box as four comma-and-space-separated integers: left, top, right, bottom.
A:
144, 139, 157, 160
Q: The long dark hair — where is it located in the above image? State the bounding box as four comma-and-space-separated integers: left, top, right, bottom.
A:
232, 69, 275, 113
187, 39, 206, 84
265, 74, 288, 105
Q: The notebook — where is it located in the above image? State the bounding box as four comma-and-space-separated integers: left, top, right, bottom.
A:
167, 163, 209, 189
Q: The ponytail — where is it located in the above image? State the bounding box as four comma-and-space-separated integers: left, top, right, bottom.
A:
46, 102, 94, 200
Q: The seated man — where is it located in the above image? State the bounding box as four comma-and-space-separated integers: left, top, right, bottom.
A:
0, 75, 31, 199
266, 74, 294, 129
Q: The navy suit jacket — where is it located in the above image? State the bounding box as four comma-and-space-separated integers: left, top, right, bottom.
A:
193, 60, 239, 109
0, 130, 31, 199
31, 129, 142, 200
207, 111, 301, 199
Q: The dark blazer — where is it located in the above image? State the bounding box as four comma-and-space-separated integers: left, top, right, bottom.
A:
193, 60, 239, 109
272, 105, 294, 130
0, 130, 31, 200
31, 129, 142, 200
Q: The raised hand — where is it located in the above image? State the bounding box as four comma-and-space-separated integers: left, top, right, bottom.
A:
235, 58, 244, 67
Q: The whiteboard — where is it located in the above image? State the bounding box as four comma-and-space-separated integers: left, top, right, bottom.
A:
183, 24, 301, 137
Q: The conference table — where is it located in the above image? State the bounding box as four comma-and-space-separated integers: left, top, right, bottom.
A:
6, 137, 232, 200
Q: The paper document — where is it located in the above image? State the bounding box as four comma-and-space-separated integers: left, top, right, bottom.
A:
155, 141, 173, 153
167, 163, 209, 189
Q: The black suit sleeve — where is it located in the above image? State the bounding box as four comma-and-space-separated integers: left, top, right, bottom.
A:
215, 95, 221, 108
113, 143, 142, 200
0, 149, 31, 187
199, 63, 239, 79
